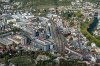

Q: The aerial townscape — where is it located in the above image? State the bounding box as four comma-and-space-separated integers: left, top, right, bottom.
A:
0, 0, 100, 66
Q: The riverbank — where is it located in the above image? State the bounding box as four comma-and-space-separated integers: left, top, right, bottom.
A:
80, 19, 100, 47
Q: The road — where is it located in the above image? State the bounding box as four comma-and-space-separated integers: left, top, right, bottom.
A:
65, 47, 83, 57
50, 17, 83, 58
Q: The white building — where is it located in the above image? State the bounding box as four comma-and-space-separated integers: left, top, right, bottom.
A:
32, 39, 54, 51
1, 0, 10, 2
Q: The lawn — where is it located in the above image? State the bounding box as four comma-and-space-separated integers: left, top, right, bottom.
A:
10, 56, 33, 66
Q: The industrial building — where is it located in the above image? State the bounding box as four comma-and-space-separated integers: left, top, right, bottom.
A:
32, 39, 55, 51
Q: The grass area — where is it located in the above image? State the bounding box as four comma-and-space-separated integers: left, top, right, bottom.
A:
15, 0, 75, 10
10, 56, 33, 66
80, 19, 100, 47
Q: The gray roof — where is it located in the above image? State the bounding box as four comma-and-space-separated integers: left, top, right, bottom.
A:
3, 15, 13, 20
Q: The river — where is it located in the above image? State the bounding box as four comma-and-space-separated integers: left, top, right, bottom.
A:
87, 12, 98, 33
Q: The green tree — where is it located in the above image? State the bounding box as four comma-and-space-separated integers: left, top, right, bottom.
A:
69, 21, 75, 27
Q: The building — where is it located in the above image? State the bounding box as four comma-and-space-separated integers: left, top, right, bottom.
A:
1, 0, 10, 2
4, 15, 16, 24
21, 36, 27, 45
0, 38, 13, 46
32, 39, 54, 51
8, 35, 27, 45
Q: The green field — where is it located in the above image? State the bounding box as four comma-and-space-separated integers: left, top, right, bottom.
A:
10, 56, 33, 66
14, 0, 75, 9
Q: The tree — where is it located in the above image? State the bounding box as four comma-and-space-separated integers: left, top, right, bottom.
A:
54, 0, 59, 7
69, 21, 75, 27
5, 55, 10, 66
12, 27, 21, 33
